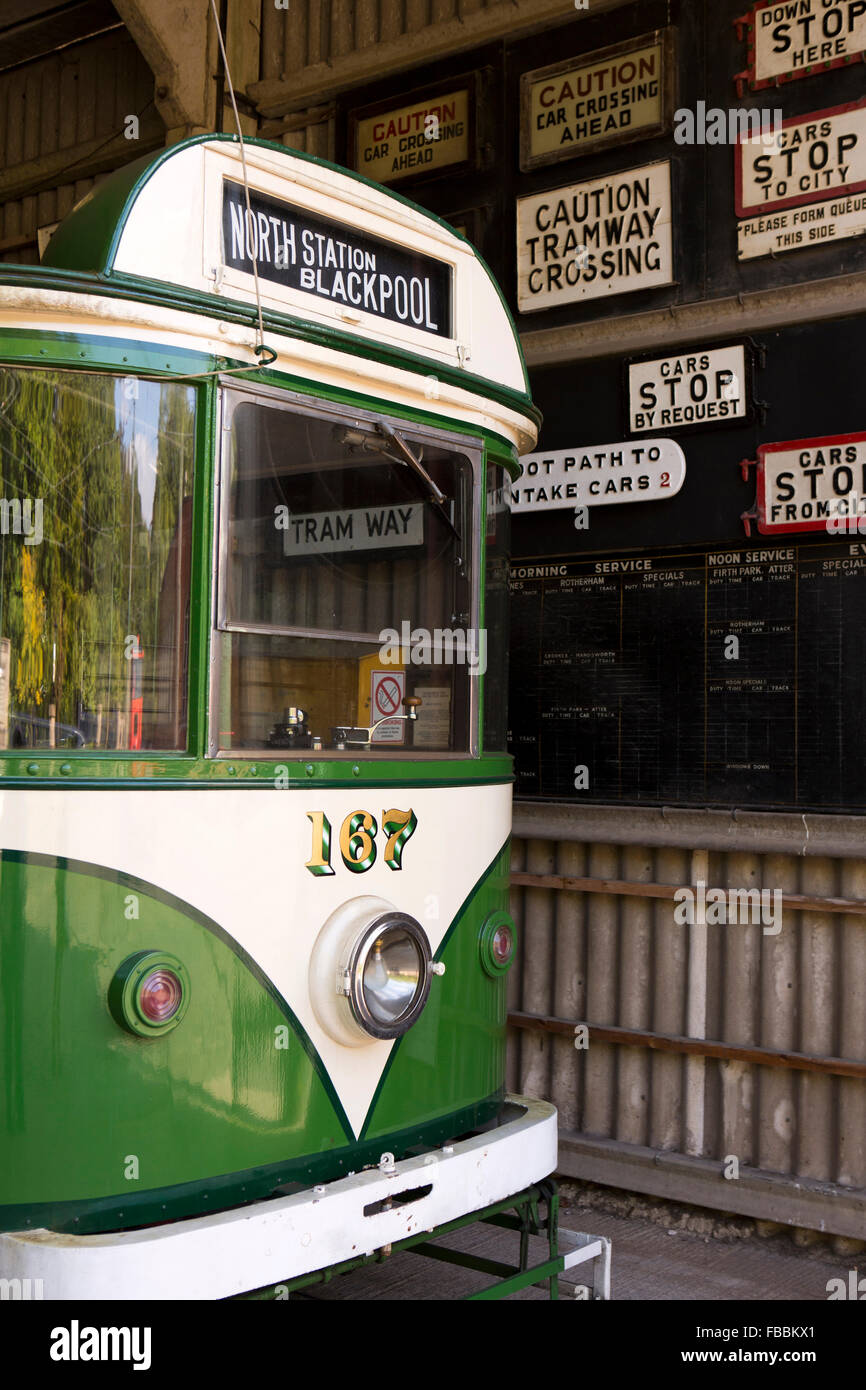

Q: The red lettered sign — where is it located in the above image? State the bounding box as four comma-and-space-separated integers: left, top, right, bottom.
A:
738, 0, 866, 91
736, 99, 866, 217
755, 430, 866, 533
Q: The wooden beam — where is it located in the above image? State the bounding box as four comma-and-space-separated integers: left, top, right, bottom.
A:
0, 232, 37, 254
508, 1010, 866, 1080
247, 0, 628, 117
510, 871, 866, 918
0, 123, 164, 206
259, 105, 337, 142
521, 272, 866, 367
113, 0, 215, 133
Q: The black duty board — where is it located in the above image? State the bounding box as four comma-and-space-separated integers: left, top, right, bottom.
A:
508, 538, 866, 811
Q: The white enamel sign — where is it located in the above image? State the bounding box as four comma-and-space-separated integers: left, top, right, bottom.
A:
746, 0, 866, 88
520, 32, 670, 169
755, 431, 866, 533
511, 440, 686, 513
628, 345, 748, 433
737, 101, 866, 258
737, 102, 866, 216
738, 188, 866, 258
516, 160, 673, 311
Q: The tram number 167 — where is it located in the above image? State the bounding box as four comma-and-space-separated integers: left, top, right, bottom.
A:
306, 809, 418, 876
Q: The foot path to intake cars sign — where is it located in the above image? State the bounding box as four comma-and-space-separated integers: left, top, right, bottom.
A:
516, 160, 673, 311
511, 439, 686, 513
737, 100, 866, 258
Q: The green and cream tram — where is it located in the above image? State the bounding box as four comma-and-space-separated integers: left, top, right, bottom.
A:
0, 135, 589, 1300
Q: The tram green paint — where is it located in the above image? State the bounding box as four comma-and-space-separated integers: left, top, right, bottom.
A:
361, 844, 512, 1140
0, 848, 509, 1233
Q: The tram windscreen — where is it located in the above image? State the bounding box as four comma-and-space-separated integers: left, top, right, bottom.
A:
217, 396, 478, 754
0, 368, 195, 752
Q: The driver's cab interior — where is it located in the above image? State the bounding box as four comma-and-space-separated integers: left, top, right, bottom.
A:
214, 389, 478, 756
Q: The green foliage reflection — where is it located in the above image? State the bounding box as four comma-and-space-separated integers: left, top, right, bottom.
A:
0, 369, 195, 751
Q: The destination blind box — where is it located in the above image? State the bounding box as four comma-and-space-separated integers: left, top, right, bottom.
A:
221, 179, 452, 337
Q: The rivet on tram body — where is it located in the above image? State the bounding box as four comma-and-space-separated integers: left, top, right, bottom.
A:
249, 766, 257, 776
352, 765, 361, 777
305, 764, 314, 777
227, 765, 236, 776
26, 763, 38, 775
59, 763, 71, 775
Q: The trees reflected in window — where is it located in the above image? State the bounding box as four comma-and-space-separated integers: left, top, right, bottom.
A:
0, 368, 195, 752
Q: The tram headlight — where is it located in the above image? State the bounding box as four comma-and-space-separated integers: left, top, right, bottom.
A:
310, 898, 434, 1046
349, 916, 430, 1037
109, 951, 190, 1037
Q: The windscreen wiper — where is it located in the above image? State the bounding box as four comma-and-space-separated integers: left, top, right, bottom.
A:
373, 421, 462, 544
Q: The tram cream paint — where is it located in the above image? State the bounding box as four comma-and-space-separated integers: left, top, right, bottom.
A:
0, 289, 535, 455
108, 140, 526, 397
0, 783, 510, 1136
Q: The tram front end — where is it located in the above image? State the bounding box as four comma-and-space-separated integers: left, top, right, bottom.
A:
0, 136, 572, 1300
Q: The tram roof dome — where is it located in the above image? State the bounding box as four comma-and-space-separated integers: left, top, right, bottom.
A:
41, 133, 533, 413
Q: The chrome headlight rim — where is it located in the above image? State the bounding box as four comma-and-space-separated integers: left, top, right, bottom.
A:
345, 911, 432, 1041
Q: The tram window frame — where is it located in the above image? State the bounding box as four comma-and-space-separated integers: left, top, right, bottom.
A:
210, 379, 484, 759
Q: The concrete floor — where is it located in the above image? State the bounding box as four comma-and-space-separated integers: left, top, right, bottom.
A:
299, 1194, 857, 1301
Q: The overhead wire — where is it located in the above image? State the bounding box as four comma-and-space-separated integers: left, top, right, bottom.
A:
209, 0, 273, 369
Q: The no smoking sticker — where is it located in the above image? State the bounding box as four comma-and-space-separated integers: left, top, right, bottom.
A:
370, 669, 406, 743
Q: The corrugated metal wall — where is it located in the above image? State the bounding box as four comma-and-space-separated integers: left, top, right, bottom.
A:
0, 28, 163, 264
261, 0, 506, 80
507, 828, 866, 1235
256, 0, 582, 156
